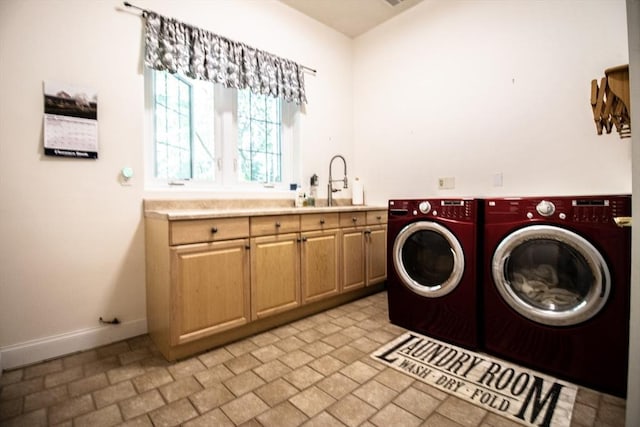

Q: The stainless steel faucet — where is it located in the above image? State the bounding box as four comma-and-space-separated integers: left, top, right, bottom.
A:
328, 154, 348, 206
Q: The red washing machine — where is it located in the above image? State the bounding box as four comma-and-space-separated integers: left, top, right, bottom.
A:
387, 199, 481, 349
483, 195, 631, 397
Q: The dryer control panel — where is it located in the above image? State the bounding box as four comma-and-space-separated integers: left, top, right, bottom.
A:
485, 195, 631, 225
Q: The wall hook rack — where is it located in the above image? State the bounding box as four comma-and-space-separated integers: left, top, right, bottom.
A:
591, 64, 631, 139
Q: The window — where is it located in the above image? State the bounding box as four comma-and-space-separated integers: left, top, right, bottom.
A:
237, 90, 282, 183
153, 72, 215, 182
146, 69, 296, 189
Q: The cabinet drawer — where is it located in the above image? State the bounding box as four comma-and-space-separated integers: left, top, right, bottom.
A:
339, 212, 366, 228
300, 213, 339, 231
170, 217, 249, 245
366, 210, 387, 226
251, 215, 300, 236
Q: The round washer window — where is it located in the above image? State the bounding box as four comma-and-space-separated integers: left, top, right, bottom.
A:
492, 225, 610, 326
393, 222, 465, 298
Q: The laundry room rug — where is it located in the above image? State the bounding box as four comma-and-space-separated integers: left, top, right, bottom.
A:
371, 332, 577, 427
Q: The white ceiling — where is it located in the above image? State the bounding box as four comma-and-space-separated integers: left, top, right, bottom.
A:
278, 0, 424, 38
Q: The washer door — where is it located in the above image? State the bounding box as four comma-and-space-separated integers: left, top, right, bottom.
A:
492, 224, 610, 326
393, 221, 465, 298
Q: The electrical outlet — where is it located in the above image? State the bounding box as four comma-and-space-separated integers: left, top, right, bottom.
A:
438, 177, 455, 190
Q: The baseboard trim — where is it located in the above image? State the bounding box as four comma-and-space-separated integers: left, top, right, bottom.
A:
0, 318, 147, 371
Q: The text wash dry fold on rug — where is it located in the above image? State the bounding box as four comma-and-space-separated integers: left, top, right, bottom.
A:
372, 332, 577, 427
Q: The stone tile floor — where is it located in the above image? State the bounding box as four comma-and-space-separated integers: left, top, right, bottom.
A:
0, 291, 627, 426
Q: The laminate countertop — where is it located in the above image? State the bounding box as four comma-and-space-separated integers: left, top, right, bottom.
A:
144, 201, 387, 221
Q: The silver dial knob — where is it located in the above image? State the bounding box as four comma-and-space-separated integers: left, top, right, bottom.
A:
418, 201, 431, 214
536, 200, 556, 217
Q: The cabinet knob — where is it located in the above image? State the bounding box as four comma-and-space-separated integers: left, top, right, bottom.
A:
275, 221, 281, 228
211, 227, 218, 234
352, 217, 358, 222
376, 215, 382, 220
302, 236, 308, 242
320, 218, 325, 224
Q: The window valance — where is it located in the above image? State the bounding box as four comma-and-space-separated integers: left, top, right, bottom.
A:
143, 11, 307, 105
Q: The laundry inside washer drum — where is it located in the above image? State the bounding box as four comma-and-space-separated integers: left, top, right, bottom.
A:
504, 240, 593, 311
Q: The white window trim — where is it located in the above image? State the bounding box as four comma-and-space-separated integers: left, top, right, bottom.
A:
144, 68, 300, 194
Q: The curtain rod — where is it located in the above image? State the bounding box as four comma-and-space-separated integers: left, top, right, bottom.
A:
123, 1, 317, 74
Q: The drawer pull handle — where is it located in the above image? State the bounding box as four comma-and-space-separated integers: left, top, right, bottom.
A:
211, 227, 218, 234
376, 215, 382, 220
275, 222, 281, 228
320, 218, 325, 224
352, 217, 358, 222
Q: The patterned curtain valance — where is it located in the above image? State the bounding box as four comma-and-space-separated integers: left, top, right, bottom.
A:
143, 11, 307, 105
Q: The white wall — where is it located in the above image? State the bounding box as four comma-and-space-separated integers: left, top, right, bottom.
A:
353, 0, 631, 204
0, 0, 353, 369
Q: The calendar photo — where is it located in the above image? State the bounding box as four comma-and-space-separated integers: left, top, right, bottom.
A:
43, 81, 98, 159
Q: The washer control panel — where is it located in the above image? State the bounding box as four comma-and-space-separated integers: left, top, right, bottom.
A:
536, 200, 555, 217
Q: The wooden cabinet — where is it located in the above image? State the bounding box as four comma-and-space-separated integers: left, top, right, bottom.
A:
300, 213, 340, 304
365, 210, 387, 285
340, 210, 387, 291
170, 217, 250, 245
251, 213, 341, 318
341, 228, 366, 291
145, 216, 251, 359
251, 215, 299, 236
145, 206, 385, 361
250, 215, 301, 319
172, 239, 250, 345
366, 226, 387, 285
251, 232, 301, 319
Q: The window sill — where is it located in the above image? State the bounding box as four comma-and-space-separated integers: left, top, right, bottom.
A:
143, 185, 298, 200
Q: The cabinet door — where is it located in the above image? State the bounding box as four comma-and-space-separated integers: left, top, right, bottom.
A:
367, 227, 387, 285
301, 229, 340, 303
171, 239, 250, 345
341, 228, 366, 291
251, 233, 301, 319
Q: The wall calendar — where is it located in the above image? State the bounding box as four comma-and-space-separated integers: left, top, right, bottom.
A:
43, 81, 98, 159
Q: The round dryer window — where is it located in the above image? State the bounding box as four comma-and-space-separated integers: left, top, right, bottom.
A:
492, 224, 611, 326
393, 222, 465, 298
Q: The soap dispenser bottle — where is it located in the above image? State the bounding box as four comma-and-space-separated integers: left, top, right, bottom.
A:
308, 174, 318, 206
295, 186, 304, 207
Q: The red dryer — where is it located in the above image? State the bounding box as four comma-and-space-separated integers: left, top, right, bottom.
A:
482, 195, 631, 397
387, 198, 481, 349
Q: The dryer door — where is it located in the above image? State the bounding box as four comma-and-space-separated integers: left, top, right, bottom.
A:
393, 221, 465, 298
492, 224, 610, 326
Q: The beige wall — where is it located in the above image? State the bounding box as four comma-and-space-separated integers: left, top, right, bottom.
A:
0, 0, 354, 368
353, 0, 630, 203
